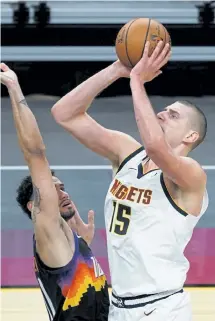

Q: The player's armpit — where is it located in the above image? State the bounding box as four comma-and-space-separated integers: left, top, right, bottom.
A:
28, 155, 74, 268
54, 113, 141, 166
35, 216, 75, 269
146, 141, 206, 191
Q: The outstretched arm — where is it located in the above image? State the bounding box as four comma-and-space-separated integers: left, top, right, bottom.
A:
0, 63, 74, 268
51, 61, 141, 168
129, 42, 206, 191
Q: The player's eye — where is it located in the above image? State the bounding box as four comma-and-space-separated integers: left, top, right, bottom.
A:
170, 112, 178, 119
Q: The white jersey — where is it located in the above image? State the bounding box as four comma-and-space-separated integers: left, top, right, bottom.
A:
104, 147, 208, 297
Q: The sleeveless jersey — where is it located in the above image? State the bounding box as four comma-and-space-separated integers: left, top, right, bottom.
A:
104, 147, 208, 296
33, 232, 109, 321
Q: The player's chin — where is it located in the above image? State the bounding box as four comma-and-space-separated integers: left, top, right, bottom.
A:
60, 206, 76, 221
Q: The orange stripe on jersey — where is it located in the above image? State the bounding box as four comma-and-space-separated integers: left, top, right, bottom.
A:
62, 262, 106, 310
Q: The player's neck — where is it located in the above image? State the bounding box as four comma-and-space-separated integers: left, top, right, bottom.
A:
173, 144, 190, 157
143, 158, 158, 173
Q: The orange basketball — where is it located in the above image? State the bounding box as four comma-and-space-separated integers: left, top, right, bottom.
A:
115, 18, 171, 68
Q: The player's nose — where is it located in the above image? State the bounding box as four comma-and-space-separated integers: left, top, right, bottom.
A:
157, 112, 164, 121
157, 111, 167, 121
60, 190, 69, 200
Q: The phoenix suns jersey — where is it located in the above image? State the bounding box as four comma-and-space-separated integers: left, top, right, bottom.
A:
104, 147, 208, 296
33, 232, 109, 320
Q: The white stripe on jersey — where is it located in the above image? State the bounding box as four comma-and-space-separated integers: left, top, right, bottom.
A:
38, 277, 56, 320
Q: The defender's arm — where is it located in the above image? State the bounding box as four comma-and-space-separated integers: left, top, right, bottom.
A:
1, 64, 73, 268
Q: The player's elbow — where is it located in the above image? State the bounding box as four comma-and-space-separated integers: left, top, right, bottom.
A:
51, 103, 65, 123
51, 101, 73, 124
51, 102, 80, 124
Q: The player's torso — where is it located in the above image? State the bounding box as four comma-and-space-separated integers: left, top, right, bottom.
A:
104, 147, 208, 296
34, 234, 109, 321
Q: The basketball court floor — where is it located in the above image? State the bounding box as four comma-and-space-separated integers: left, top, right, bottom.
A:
1, 287, 215, 321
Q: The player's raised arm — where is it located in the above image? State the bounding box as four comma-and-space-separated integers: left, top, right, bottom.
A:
129, 42, 206, 191
51, 61, 141, 167
0, 63, 73, 267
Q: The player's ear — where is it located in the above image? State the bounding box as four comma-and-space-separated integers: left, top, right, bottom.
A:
183, 130, 199, 145
27, 201, 33, 212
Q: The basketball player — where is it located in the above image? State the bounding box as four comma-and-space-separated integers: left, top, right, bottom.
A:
0, 63, 109, 321
16, 170, 96, 246
51, 41, 208, 321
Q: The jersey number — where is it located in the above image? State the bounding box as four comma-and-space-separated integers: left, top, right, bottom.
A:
109, 201, 131, 235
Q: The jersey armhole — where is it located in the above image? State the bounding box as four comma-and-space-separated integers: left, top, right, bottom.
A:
115, 146, 144, 175
160, 173, 208, 219
160, 173, 189, 217
34, 232, 79, 275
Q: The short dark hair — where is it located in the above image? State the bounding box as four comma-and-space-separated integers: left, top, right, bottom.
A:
16, 170, 55, 219
177, 100, 207, 150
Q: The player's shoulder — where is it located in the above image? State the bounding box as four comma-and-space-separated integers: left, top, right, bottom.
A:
113, 145, 146, 176
178, 156, 207, 192
112, 131, 141, 158
181, 156, 207, 177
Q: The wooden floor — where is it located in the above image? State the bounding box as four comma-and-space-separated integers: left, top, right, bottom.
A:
1, 287, 215, 321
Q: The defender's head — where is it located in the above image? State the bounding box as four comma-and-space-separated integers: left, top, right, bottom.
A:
157, 100, 207, 151
16, 170, 76, 221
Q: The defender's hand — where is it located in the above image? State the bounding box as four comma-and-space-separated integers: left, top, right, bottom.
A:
74, 209, 95, 246
0, 63, 19, 89
130, 41, 171, 83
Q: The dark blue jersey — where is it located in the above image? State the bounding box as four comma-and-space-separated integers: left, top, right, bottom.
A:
33, 232, 109, 320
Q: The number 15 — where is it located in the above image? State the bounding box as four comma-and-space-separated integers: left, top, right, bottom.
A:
109, 201, 131, 236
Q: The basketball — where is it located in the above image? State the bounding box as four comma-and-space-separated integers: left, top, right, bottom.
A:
115, 18, 171, 68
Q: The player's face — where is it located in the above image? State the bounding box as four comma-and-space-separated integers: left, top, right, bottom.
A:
157, 102, 192, 148
52, 176, 76, 221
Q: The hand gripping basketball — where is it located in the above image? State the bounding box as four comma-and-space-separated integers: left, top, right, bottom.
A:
115, 18, 171, 68
130, 41, 171, 83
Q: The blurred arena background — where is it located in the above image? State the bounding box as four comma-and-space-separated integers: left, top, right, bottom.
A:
1, 0, 215, 320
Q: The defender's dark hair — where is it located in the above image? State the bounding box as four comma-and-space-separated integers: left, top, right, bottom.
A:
177, 100, 207, 150
16, 170, 55, 219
